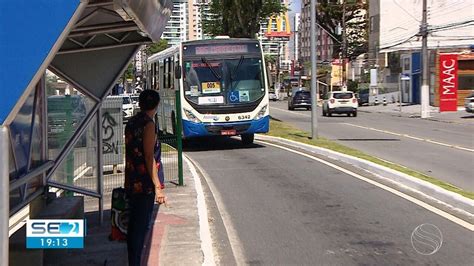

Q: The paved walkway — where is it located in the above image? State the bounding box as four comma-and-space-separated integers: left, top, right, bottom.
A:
359, 103, 474, 124
45, 160, 204, 266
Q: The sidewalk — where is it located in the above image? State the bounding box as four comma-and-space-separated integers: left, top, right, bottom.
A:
44, 160, 204, 266
359, 103, 474, 124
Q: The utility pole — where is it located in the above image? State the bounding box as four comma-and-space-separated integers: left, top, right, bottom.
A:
420, 0, 430, 118
341, 0, 347, 90
276, 41, 281, 92
310, 0, 318, 139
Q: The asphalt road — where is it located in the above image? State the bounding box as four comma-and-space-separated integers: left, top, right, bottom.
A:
185, 137, 473, 265
269, 101, 474, 192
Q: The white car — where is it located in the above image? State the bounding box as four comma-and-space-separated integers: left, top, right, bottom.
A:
108, 95, 135, 120
269, 92, 278, 101
465, 93, 474, 113
121, 95, 135, 120
322, 91, 358, 117
131, 94, 140, 114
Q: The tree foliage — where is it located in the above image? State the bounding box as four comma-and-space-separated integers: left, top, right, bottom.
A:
317, 1, 368, 60
202, 0, 287, 38
146, 39, 169, 55
264, 54, 277, 64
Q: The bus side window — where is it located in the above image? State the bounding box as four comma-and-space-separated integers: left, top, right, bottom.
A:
158, 61, 161, 90
153, 62, 157, 90
168, 57, 172, 89
164, 58, 168, 89
170, 56, 174, 88
159, 59, 164, 90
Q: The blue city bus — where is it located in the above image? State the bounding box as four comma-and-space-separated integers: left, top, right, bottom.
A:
147, 38, 270, 144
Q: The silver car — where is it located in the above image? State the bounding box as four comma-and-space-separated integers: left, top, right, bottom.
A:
465, 93, 474, 113
269, 92, 278, 101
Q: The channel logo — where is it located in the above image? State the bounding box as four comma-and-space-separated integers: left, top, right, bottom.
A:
26, 219, 85, 249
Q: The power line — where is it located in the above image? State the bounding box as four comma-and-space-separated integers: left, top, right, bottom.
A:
379, 19, 473, 50
429, 20, 474, 32
393, 0, 421, 22
379, 34, 418, 51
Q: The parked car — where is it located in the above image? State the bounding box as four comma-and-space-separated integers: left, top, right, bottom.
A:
108, 95, 135, 121
288, 87, 311, 110
269, 92, 279, 101
322, 91, 358, 117
357, 89, 369, 106
465, 93, 474, 113
130, 94, 140, 114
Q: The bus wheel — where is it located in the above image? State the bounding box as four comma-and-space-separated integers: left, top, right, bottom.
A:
241, 134, 254, 145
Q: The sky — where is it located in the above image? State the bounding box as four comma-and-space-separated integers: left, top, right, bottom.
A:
288, 0, 302, 15
288, 0, 302, 31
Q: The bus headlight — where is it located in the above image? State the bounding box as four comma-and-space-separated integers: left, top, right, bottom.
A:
253, 104, 268, 120
184, 109, 201, 123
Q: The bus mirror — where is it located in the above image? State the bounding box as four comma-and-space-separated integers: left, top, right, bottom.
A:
175, 65, 182, 79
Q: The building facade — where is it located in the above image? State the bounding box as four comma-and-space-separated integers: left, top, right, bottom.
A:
259, 0, 292, 72
369, 0, 474, 105
298, 0, 334, 69
161, 0, 189, 46
188, 0, 211, 41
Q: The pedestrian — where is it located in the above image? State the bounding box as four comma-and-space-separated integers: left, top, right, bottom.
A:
124, 90, 166, 266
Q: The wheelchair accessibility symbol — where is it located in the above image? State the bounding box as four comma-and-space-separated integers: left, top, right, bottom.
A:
229, 91, 239, 103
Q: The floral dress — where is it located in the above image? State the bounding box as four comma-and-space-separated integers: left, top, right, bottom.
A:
124, 112, 158, 195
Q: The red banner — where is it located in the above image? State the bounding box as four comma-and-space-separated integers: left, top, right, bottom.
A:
439, 54, 458, 112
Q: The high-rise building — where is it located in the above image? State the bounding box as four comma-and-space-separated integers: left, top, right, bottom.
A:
293, 13, 300, 62
189, 0, 211, 41
161, 0, 189, 46
298, 0, 334, 68
259, 0, 292, 72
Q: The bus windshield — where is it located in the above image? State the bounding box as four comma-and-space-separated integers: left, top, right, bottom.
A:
183, 57, 265, 105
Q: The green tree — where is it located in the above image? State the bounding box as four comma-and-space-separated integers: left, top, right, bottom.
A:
124, 63, 134, 80
265, 54, 277, 65
202, 0, 287, 38
146, 39, 169, 56
317, 1, 368, 59
46, 72, 58, 95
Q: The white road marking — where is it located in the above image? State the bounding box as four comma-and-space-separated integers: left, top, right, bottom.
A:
258, 140, 474, 231
272, 105, 474, 152
185, 155, 247, 265
184, 156, 216, 266
343, 123, 474, 152
271, 106, 311, 117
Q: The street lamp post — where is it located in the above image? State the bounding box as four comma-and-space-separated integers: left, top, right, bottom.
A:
310, 0, 318, 139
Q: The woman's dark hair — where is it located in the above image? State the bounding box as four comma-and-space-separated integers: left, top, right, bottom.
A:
139, 90, 160, 111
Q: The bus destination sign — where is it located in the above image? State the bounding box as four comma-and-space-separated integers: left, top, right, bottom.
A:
195, 45, 248, 55
184, 42, 261, 56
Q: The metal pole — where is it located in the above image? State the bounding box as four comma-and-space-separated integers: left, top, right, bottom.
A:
341, 0, 347, 89
398, 73, 402, 116
310, 0, 318, 139
0, 126, 10, 266
420, 0, 430, 118
175, 90, 184, 186
96, 107, 104, 225
64, 95, 74, 197
277, 42, 281, 91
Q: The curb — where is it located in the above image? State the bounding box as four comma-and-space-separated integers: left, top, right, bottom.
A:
256, 134, 474, 216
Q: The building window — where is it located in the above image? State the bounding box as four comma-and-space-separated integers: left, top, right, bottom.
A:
458, 74, 474, 90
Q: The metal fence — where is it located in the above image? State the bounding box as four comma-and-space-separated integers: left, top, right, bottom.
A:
159, 133, 180, 185
46, 91, 183, 215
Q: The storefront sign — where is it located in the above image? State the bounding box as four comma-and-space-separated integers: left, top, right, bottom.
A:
439, 54, 458, 112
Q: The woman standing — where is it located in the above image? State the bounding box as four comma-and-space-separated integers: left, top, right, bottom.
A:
124, 90, 166, 266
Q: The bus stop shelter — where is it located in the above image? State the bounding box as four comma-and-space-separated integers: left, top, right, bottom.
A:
0, 0, 172, 264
